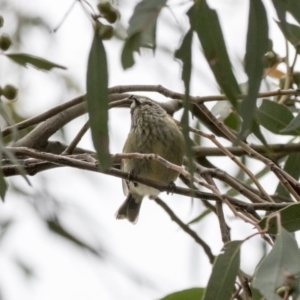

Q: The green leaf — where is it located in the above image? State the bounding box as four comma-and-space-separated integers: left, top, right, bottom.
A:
253, 228, 300, 300
251, 120, 268, 145
281, 111, 300, 132
259, 203, 300, 234
121, 0, 167, 69
160, 288, 205, 300
0, 128, 8, 200
175, 29, 194, 172
255, 100, 300, 135
86, 32, 111, 170
276, 153, 300, 198
187, 1, 240, 108
47, 220, 103, 257
276, 21, 300, 53
203, 241, 242, 300
6, 53, 66, 71
240, 0, 268, 139
187, 209, 212, 225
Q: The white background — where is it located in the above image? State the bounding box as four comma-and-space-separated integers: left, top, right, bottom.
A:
0, 0, 296, 299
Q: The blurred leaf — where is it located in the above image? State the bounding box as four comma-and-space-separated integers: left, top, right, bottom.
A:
272, 0, 288, 32
253, 228, 300, 299
0, 145, 7, 201
251, 120, 268, 145
175, 29, 194, 171
0, 219, 13, 241
121, 0, 167, 69
240, 0, 268, 139
281, 112, 300, 132
160, 288, 205, 300
6, 53, 66, 70
259, 203, 300, 234
251, 286, 265, 300
276, 153, 300, 198
187, 209, 211, 225
14, 258, 35, 278
86, 32, 111, 170
224, 112, 240, 131
187, 1, 240, 108
203, 241, 242, 300
47, 220, 103, 257
255, 100, 300, 135
276, 21, 300, 53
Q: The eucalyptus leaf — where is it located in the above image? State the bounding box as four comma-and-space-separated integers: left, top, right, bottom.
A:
259, 203, 300, 234
6, 53, 66, 70
255, 100, 300, 135
86, 32, 111, 170
187, 1, 240, 108
203, 241, 242, 300
121, 0, 167, 69
276, 21, 300, 52
253, 228, 300, 300
160, 287, 205, 300
275, 153, 300, 199
240, 0, 268, 139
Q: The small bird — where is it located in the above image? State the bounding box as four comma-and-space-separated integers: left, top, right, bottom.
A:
115, 97, 185, 223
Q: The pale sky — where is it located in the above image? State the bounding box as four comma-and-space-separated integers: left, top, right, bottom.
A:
0, 0, 297, 299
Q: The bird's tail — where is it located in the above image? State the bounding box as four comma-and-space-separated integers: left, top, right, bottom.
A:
115, 194, 143, 224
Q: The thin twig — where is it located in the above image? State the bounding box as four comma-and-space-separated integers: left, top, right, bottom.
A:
62, 120, 90, 155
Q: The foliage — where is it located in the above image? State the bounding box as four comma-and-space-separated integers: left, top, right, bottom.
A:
2, 0, 300, 299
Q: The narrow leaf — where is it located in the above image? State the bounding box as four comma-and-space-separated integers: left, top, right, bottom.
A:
160, 288, 205, 300
276, 153, 300, 198
259, 203, 300, 234
47, 220, 103, 257
255, 100, 300, 135
6, 53, 66, 70
121, 0, 167, 69
187, 1, 240, 108
187, 209, 211, 225
253, 228, 300, 300
282, 112, 300, 132
203, 241, 242, 300
276, 21, 300, 53
86, 32, 111, 170
175, 30, 194, 172
240, 0, 268, 138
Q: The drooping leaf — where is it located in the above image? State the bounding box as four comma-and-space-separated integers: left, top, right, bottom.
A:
251, 119, 268, 145
86, 32, 111, 170
276, 153, 300, 198
175, 29, 194, 172
121, 0, 167, 69
160, 287, 205, 300
240, 0, 268, 139
255, 100, 300, 135
276, 21, 300, 53
203, 241, 242, 300
47, 220, 103, 257
187, 209, 212, 225
281, 111, 300, 132
187, 1, 240, 108
259, 203, 300, 234
6, 53, 66, 70
253, 228, 300, 300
